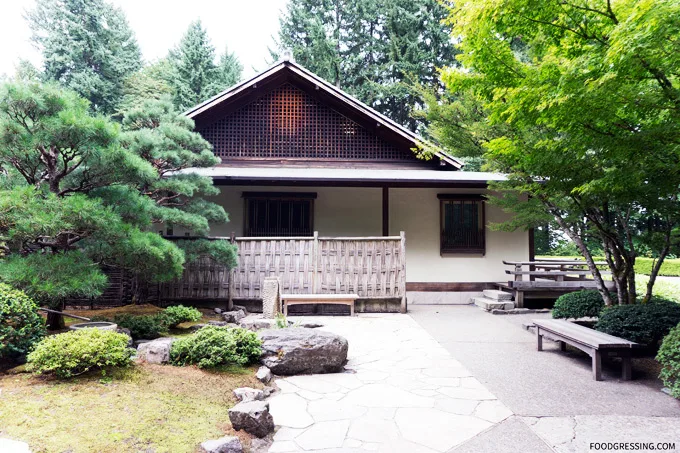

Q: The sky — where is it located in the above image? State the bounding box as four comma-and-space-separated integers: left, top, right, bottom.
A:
0, 0, 289, 78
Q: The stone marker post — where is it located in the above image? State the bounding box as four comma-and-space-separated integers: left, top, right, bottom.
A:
262, 276, 281, 319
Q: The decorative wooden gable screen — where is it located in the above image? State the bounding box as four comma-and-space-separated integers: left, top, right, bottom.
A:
199, 83, 415, 162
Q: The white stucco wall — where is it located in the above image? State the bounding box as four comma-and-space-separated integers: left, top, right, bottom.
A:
183, 185, 528, 284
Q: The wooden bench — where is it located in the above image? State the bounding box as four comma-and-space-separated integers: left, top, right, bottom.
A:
280, 294, 359, 316
533, 319, 640, 381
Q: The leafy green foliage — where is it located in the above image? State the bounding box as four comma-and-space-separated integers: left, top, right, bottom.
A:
636, 259, 680, 278
162, 305, 202, 328
27, 0, 142, 113
0, 82, 234, 320
106, 314, 167, 340
0, 251, 108, 308
552, 291, 607, 320
277, 0, 457, 130
0, 283, 46, 360
595, 299, 680, 347
117, 60, 175, 116
27, 328, 134, 378
657, 323, 680, 399
170, 326, 262, 368
434, 0, 680, 305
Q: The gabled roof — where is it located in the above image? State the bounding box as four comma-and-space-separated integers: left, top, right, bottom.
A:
184, 58, 463, 169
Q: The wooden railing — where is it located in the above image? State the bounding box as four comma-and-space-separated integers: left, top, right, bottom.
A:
158, 232, 407, 312
502, 258, 613, 290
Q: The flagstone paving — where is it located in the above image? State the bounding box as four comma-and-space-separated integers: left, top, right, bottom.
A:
267, 314, 514, 452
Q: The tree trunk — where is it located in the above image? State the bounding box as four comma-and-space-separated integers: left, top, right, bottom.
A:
46, 302, 65, 330
551, 212, 613, 305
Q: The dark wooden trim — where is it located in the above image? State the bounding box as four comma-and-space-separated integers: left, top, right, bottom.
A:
213, 178, 489, 189
528, 227, 535, 261
439, 196, 486, 255
382, 187, 389, 236
406, 282, 496, 292
437, 194, 486, 201
242, 191, 318, 199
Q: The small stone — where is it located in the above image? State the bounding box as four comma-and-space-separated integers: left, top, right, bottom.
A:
136, 337, 175, 364
233, 387, 265, 402
535, 308, 552, 313
200, 435, 243, 453
189, 324, 206, 332
249, 437, 271, 453
240, 315, 278, 331
256, 366, 273, 384
214, 307, 223, 314
228, 400, 275, 438
262, 386, 276, 397
299, 322, 323, 328
233, 305, 249, 315
222, 309, 246, 323
491, 309, 508, 315
208, 320, 229, 327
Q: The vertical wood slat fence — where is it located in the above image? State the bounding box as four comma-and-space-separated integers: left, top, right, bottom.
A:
159, 232, 407, 312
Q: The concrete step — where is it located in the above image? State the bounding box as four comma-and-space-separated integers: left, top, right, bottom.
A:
473, 297, 515, 311
482, 290, 513, 301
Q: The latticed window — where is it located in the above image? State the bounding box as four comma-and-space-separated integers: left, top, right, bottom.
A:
199, 83, 415, 162
243, 192, 315, 237
439, 195, 485, 254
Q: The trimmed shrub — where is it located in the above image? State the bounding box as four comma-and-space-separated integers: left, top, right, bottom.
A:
595, 298, 680, 347
170, 326, 262, 368
27, 328, 134, 378
552, 290, 606, 319
110, 314, 167, 340
162, 305, 202, 328
657, 323, 680, 399
0, 283, 46, 360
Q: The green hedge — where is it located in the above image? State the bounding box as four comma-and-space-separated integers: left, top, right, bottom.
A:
0, 283, 46, 360
536, 256, 680, 277
27, 329, 134, 378
657, 323, 680, 399
595, 298, 680, 347
552, 290, 606, 319
170, 326, 262, 369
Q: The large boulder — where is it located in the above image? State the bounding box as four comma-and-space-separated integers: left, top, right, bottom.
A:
258, 328, 348, 375
136, 337, 175, 364
200, 436, 242, 453
228, 400, 274, 438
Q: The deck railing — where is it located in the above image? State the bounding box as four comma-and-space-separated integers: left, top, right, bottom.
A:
158, 232, 407, 312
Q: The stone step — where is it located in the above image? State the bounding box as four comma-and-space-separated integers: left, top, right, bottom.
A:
482, 289, 514, 301
473, 297, 515, 311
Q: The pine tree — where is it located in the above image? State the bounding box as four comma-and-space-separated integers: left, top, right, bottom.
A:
211, 47, 243, 94
277, 0, 456, 130
26, 0, 142, 114
170, 21, 218, 111
117, 59, 175, 115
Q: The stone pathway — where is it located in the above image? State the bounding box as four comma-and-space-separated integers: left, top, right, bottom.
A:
267, 314, 513, 452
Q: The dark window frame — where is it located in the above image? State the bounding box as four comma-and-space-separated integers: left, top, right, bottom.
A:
438, 194, 486, 255
242, 192, 316, 237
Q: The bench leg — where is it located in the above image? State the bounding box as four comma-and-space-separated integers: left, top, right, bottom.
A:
592, 350, 602, 381
621, 351, 632, 380
536, 329, 543, 351
560, 341, 567, 352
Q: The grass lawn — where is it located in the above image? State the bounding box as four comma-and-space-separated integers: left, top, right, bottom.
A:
0, 363, 262, 453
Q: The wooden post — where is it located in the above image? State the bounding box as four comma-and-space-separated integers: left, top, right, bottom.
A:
312, 231, 319, 293
382, 187, 389, 236
400, 231, 407, 314
621, 350, 632, 380
536, 327, 543, 351
592, 350, 602, 381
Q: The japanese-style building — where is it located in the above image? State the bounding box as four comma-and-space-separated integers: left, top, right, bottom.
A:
174, 57, 531, 311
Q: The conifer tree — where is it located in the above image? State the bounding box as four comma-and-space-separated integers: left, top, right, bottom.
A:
26, 0, 142, 114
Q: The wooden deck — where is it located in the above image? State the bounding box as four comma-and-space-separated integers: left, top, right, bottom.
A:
498, 259, 615, 307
